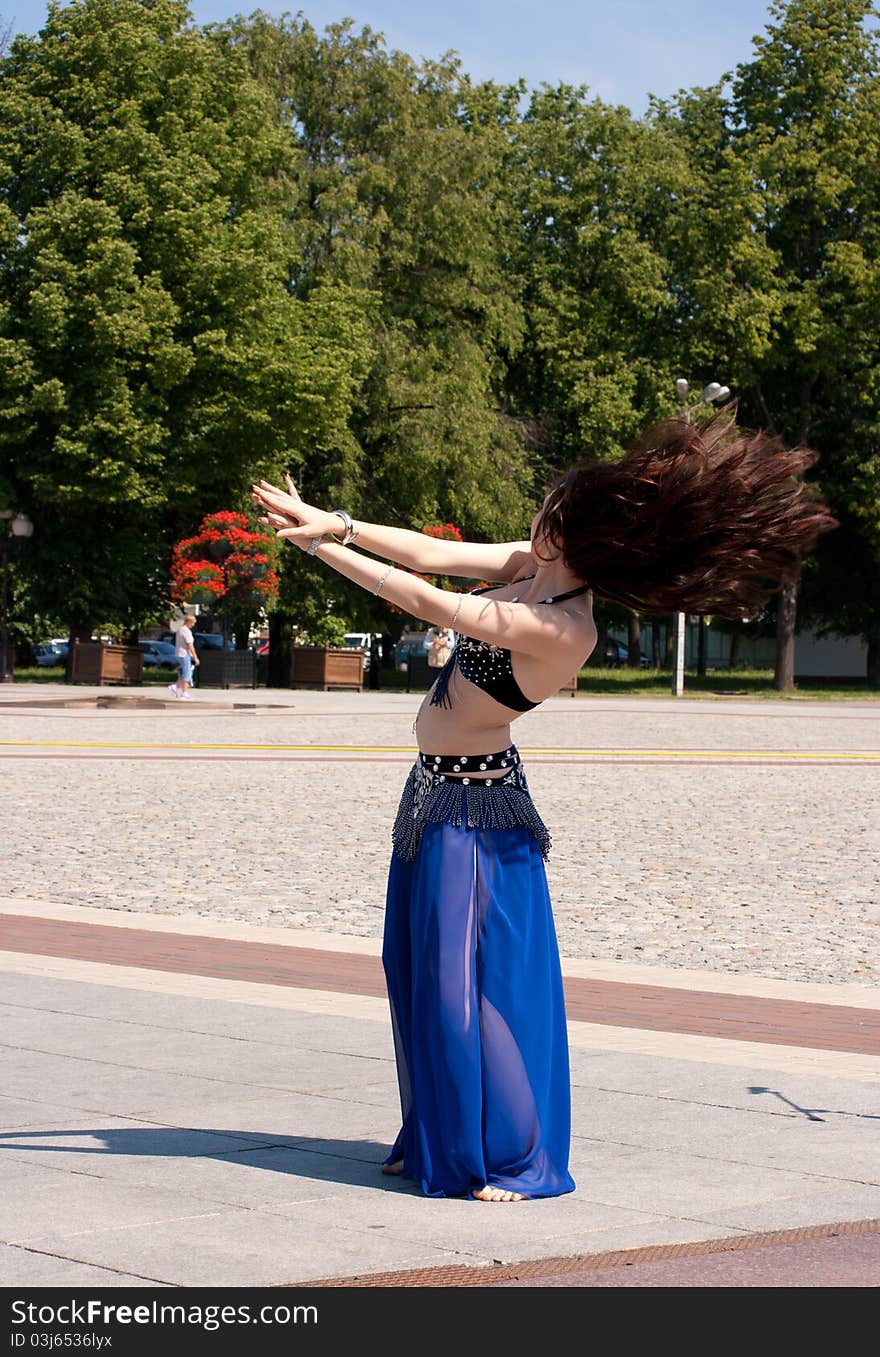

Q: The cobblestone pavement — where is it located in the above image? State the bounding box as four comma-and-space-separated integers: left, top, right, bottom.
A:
3, 687, 878, 986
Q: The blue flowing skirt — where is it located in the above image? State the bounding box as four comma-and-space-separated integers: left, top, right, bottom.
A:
382, 783, 576, 1200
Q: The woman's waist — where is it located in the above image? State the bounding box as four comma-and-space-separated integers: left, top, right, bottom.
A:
392, 743, 549, 862
415, 701, 513, 753
416, 745, 521, 782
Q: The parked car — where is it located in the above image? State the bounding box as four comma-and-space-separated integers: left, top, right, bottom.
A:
394, 632, 430, 671
342, 631, 372, 670
192, 631, 235, 653
604, 640, 650, 668
157, 629, 234, 652
139, 640, 177, 669
33, 641, 67, 667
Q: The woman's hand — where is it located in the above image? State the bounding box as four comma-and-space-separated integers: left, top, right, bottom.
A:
258, 509, 316, 552
251, 475, 340, 546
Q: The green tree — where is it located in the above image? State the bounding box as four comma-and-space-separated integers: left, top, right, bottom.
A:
0, 0, 370, 641
649, 83, 781, 397
222, 14, 536, 657
510, 84, 777, 657
511, 86, 683, 470
731, 0, 880, 687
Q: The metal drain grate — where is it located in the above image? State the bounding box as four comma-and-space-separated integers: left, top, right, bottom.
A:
283, 1217, 880, 1287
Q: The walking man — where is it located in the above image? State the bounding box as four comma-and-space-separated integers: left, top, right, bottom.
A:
169, 614, 199, 700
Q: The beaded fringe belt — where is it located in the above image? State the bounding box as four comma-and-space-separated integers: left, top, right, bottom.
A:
391, 745, 552, 863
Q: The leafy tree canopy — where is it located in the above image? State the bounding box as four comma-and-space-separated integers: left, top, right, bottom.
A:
0, 0, 371, 632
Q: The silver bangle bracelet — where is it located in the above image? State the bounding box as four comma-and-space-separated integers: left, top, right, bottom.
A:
374, 564, 395, 596
330, 509, 357, 546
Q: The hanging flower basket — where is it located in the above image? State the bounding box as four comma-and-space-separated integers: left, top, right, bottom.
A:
170, 512, 280, 646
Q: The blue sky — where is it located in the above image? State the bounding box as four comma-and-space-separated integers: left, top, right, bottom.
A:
2, 0, 784, 113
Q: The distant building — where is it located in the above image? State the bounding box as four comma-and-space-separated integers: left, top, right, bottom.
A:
794, 628, 868, 680
607, 619, 868, 680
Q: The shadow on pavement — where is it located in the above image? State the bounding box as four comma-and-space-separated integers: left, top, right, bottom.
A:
0, 1126, 417, 1191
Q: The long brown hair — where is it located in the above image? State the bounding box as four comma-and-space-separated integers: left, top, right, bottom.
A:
533, 408, 839, 618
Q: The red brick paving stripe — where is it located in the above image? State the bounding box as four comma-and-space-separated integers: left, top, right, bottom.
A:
291, 1218, 880, 1288
0, 914, 388, 997
2, 913, 879, 1056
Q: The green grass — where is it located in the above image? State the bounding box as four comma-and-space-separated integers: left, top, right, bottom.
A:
11, 662, 878, 700
141, 667, 180, 683
374, 665, 878, 700
10, 666, 68, 682
568, 666, 878, 700
11, 664, 178, 684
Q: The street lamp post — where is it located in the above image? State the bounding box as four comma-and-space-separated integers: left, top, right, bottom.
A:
670, 379, 730, 697
672, 611, 686, 698
0, 509, 35, 683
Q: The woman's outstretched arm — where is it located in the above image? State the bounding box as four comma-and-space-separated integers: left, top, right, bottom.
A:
252, 477, 533, 582
342, 519, 533, 582
262, 512, 592, 663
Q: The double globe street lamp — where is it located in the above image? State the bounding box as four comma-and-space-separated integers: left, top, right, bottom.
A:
675, 378, 731, 421
0, 507, 35, 683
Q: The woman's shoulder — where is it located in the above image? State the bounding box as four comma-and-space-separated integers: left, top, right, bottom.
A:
471, 568, 535, 598
508, 549, 536, 583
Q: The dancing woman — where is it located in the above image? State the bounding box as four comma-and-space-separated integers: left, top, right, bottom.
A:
253, 410, 836, 1203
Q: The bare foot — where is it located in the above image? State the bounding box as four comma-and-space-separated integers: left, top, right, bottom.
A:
381, 1159, 404, 1176
472, 1185, 524, 1202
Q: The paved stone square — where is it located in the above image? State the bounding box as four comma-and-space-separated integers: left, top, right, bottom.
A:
2, 686, 878, 1286
1, 929, 878, 1288
2, 686, 878, 985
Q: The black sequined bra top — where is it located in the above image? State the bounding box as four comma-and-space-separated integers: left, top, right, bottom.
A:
429, 576, 591, 713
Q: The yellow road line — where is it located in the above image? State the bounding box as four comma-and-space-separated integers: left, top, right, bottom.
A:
0, 741, 877, 760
